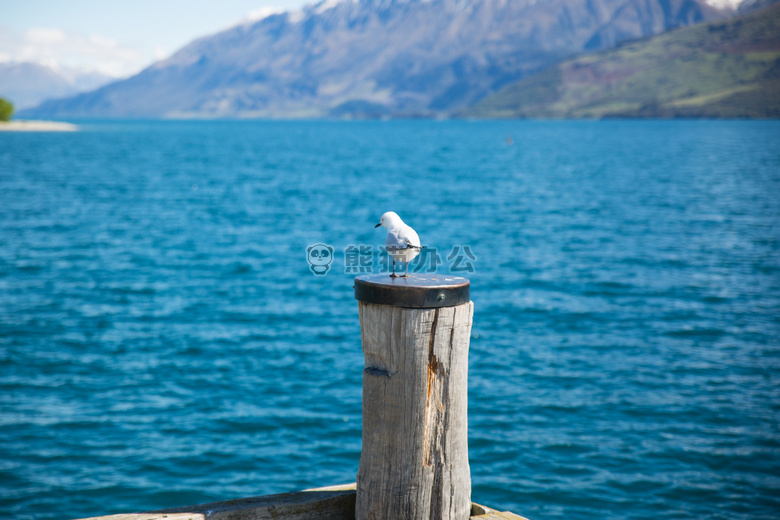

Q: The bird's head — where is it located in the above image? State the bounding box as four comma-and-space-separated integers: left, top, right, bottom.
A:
375, 211, 403, 229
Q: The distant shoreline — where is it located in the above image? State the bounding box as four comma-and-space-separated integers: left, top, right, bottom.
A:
0, 120, 78, 132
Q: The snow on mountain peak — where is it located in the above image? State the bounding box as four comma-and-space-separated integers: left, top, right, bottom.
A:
702, 0, 744, 9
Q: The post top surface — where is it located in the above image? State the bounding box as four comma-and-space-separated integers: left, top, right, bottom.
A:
354, 273, 470, 308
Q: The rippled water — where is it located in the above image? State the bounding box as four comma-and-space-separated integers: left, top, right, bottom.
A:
1, 120, 779, 520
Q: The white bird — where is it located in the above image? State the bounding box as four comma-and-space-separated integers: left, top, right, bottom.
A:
375, 211, 422, 278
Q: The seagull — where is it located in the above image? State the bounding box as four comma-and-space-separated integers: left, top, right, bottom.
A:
375, 211, 422, 278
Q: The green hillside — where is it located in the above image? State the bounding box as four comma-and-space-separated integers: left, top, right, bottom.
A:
464, 3, 780, 119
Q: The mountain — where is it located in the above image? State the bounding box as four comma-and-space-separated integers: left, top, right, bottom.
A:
21, 0, 733, 119
0, 62, 113, 110
463, 1, 780, 118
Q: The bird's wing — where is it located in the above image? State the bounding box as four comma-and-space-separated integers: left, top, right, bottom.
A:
403, 225, 421, 248
385, 228, 407, 249
386, 225, 421, 250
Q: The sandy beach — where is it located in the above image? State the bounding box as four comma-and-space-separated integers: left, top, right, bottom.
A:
0, 120, 78, 132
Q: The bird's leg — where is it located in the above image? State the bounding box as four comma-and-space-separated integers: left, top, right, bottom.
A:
402, 261, 409, 277
390, 259, 397, 278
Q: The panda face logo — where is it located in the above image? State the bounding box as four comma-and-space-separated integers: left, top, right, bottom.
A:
307, 243, 334, 276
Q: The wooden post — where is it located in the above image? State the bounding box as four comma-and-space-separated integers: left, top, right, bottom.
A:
354, 274, 473, 520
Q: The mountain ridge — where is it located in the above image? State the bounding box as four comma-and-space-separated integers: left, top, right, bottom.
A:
463, 1, 780, 118
0, 62, 114, 110
22, 0, 733, 119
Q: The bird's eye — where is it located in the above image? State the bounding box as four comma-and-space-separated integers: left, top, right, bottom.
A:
320, 249, 330, 258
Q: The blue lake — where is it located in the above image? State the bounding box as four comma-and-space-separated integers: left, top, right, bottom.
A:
1, 120, 779, 520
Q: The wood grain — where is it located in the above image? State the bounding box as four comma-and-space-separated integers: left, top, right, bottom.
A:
357, 301, 474, 520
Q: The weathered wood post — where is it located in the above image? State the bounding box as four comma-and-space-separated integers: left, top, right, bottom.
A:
354, 273, 473, 520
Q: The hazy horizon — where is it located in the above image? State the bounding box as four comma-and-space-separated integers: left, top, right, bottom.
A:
1, 0, 310, 79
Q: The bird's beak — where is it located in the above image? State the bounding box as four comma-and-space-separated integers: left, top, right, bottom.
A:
374, 223, 381, 228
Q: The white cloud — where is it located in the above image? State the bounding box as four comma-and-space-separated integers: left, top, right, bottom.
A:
26, 28, 68, 45
153, 46, 169, 61
0, 26, 161, 78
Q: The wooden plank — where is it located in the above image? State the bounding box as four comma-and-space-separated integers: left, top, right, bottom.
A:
471, 503, 530, 520
74, 483, 357, 520
75, 484, 529, 520
473, 513, 530, 520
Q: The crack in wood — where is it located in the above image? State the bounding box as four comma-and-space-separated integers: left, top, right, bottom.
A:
424, 308, 441, 468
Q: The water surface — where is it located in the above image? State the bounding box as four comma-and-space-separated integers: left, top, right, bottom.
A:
1, 120, 779, 519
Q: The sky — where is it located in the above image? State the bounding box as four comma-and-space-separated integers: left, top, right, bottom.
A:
1, 0, 311, 78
